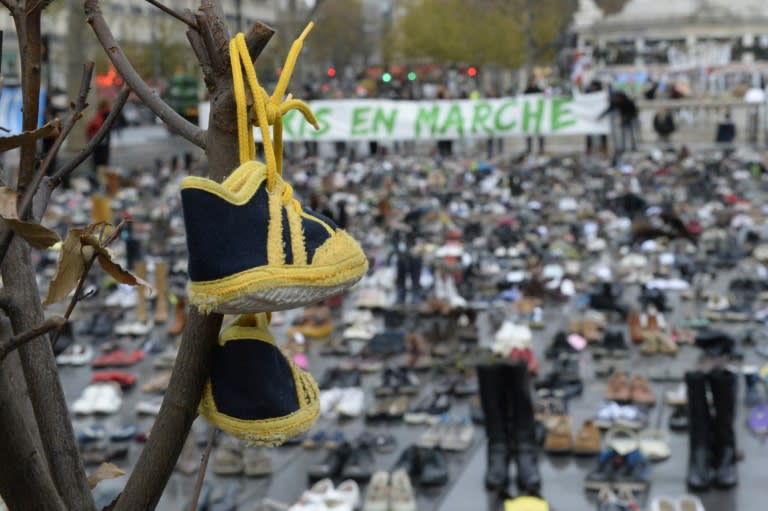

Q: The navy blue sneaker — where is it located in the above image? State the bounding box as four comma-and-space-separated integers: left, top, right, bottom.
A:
181, 162, 368, 313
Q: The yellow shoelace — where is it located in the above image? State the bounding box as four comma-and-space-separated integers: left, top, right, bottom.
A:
229, 24, 319, 200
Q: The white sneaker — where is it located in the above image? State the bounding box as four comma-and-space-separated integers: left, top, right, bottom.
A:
136, 399, 162, 416
72, 384, 104, 414
320, 388, 343, 417
676, 495, 705, 511
335, 388, 365, 418
363, 472, 389, 511
492, 321, 532, 354
91, 382, 123, 414
334, 480, 360, 510
390, 469, 417, 511
343, 323, 376, 341
649, 496, 681, 511
56, 343, 93, 366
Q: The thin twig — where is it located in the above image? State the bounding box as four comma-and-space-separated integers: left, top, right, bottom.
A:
49, 253, 96, 349
188, 429, 216, 511
145, 0, 197, 29
17, 62, 94, 219
85, 0, 206, 149
48, 86, 131, 190
0, 62, 94, 267
50, 218, 127, 348
0, 316, 65, 362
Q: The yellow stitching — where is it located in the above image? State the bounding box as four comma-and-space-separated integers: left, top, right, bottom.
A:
286, 203, 307, 265
299, 210, 335, 236
267, 180, 285, 266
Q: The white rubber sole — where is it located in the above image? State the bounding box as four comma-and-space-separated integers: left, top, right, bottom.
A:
214, 280, 358, 314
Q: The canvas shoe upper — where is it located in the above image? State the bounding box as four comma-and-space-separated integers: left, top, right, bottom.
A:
181, 27, 367, 314
198, 313, 320, 446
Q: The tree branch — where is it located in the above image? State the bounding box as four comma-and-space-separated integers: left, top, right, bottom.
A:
0, 0, 16, 10
112, 309, 223, 511
188, 428, 216, 511
18, 61, 93, 220
145, 0, 197, 29
0, 62, 93, 266
84, 0, 206, 149
1, 236, 96, 511
48, 85, 131, 190
0, 341, 67, 511
13, 7, 43, 197
0, 316, 65, 362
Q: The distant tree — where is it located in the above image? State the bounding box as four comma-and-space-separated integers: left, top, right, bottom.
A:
307, 0, 370, 72
391, 0, 580, 73
596, 0, 630, 15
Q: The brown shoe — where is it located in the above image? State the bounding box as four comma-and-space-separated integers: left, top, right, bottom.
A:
168, 296, 187, 335
605, 372, 631, 402
628, 311, 644, 344
573, 420, 601, 456
630, 375, 656, 405
543, 416, 573, 454
581, 319, 602, 343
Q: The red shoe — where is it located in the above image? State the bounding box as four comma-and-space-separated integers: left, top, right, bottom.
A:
91, 350, 145, 368
91, 370, 137, 389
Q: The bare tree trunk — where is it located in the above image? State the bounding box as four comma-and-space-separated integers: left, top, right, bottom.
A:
1, 236, 96, 511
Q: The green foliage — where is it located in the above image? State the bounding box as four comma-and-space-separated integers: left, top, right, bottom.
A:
596, 0, 630, 14
308, 0, 370, 69
390, 0, 581, 68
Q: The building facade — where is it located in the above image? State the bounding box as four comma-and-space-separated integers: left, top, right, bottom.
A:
573, 0, 768, 93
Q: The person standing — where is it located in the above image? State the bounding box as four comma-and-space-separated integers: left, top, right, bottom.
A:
585, 79, 608, 154
653, 108, 676, 146
86, 99, 112, 189
523, 78, 545, 154
600, 90, 639, 156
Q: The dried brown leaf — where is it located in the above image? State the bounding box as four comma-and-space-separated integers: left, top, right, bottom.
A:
96, 249, 152, 288
0, 187, 18, 218
42, 225, 96, 307
0, 120, 61, 153
87, 462, 125, 490
1, 217, 61, 249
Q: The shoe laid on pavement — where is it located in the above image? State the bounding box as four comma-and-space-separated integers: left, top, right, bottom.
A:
56, 343, 93, 366
363, 471, 389, 511
390, 469, 417, 511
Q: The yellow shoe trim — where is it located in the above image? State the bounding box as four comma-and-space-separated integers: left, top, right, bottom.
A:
219, 313, 274, 345
267, 179, 286, 266
286, 204, 307, 266
188, 231, 367, 313
180, 160, 266, 206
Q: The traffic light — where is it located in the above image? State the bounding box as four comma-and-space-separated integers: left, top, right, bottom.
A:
407, 71, 417, 81
467, 66, 478, 77
327, 66, 337, 78
382, 72, 392, 83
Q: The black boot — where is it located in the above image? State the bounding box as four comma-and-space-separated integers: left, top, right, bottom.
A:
686, 371, 713, 490
709, 369, 738, 488
477, 364, 509, 490
506, 361, 542, 495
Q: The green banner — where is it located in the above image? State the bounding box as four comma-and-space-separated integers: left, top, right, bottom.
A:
198, 92, 610, 141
